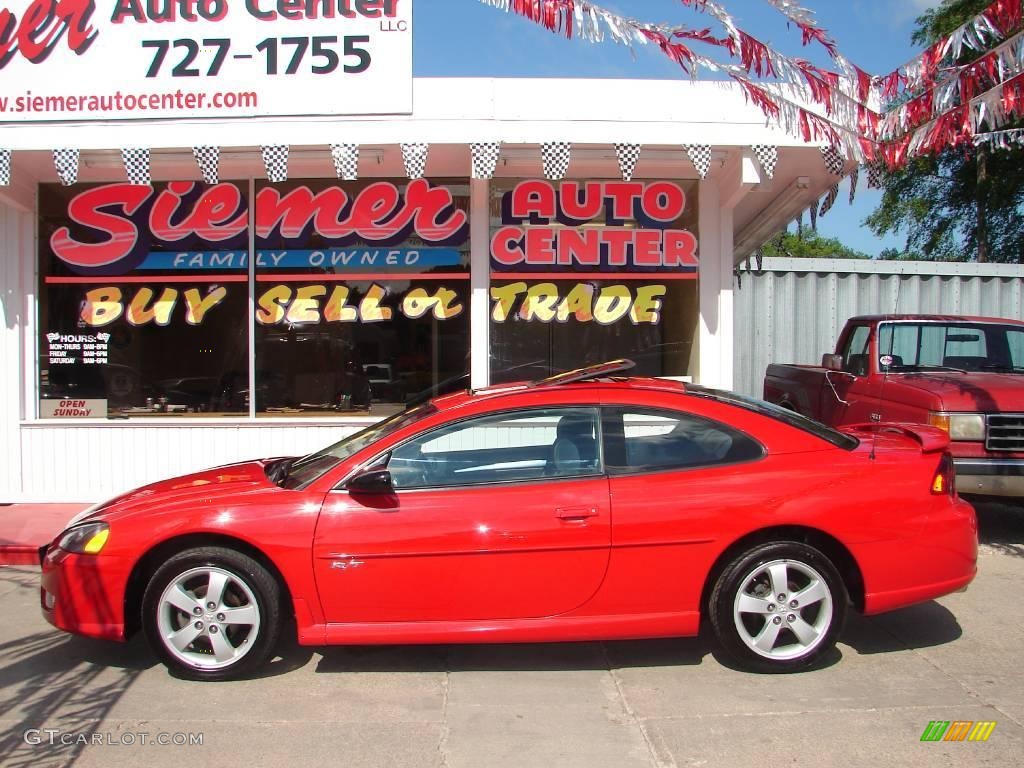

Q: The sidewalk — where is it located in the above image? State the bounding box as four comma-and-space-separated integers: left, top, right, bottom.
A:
0, 504, 87, 565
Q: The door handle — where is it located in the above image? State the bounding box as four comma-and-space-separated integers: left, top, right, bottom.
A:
556, 506, 599, 520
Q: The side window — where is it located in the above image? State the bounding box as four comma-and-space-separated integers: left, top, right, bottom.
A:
387, 407, 601, 489
603, 408, 763, 475
1008, 330, 1024, 368
840, 325, 871, 376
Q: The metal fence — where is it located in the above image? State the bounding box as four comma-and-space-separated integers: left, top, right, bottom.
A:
732, 258, 1024, 397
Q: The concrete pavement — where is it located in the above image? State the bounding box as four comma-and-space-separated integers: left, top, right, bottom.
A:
0, 500, 1021, 768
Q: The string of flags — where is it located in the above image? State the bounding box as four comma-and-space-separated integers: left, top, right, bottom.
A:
477, 0, 1024, 170
4, 140, 854, 232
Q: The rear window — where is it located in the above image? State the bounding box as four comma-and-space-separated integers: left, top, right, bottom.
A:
686, 387, 859, 451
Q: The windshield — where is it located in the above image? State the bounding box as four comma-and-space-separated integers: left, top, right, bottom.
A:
686, 386, 859, 450
878, 321, 1024, 373
281, 403, 438, 489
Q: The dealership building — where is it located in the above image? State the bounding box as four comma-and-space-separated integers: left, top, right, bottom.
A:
0, 3, 847, 501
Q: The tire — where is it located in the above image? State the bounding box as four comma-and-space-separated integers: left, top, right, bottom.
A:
142, 546, 281, 681
709, 541, 847, 673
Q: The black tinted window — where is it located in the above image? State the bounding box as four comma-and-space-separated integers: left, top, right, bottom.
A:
686, 387, 859, 450
603, 408, 762, 474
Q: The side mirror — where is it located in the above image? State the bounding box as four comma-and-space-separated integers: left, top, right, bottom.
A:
822, 353, 843, 372
346, 468, 394, 495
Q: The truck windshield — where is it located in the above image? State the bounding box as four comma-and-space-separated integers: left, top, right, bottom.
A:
687, 387, 859, 450
878, 322, 1024, 373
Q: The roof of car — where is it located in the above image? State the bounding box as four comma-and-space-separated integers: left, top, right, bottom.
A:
432, 367, 689, 411
850, 314, 1024, 326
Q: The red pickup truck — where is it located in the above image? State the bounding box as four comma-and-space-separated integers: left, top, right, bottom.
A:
764, 314, 1024, 497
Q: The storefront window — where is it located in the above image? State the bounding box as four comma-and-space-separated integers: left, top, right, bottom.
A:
253, 179, 471, 417
39, 181, 250, 418
489, 179, 700, 384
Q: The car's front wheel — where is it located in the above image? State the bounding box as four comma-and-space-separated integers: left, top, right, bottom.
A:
142, 546, 281, 681
709, 541, 847, 673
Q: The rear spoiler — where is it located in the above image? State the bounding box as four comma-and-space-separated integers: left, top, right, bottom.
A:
842, 423, 950, 453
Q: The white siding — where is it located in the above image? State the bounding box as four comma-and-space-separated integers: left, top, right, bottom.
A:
0, 204, 31, 499
17, 423, 360, 502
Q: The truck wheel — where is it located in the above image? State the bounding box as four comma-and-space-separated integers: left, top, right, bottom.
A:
709, 541, 847, 673
142, 547, 281, 681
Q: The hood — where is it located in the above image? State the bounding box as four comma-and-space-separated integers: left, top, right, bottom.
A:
66, 460, 280, 528
893, 372, 1024, 412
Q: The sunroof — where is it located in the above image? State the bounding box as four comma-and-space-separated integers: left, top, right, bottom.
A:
530, 359, 636, 388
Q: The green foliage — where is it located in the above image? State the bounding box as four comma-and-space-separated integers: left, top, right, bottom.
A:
759, 230, 869, 260
868, 0, 1024, 263
911, 0, 991, 47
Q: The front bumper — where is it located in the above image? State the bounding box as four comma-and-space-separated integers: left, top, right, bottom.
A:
954, 458, 1024, 497
40, 546, 130, 641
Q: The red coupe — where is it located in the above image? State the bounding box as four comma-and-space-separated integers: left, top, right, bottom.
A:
41, 361, 977, 680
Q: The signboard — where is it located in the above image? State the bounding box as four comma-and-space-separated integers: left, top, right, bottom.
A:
40, 399, 108, 418
0, 0, 412, 123
49, 180, 468, 275
491, 180, 699, 275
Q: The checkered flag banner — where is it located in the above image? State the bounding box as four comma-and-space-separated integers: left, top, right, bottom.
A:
402, 142, 430, 179
330, 143, 360, 180
818, 183, 839, 218
821, 145, 845, 176
192, 146, 220, 184
794, 209, 803, 233
809, 201, 818, 231
848, 167, 859, 205
470, 142, 502, 180
866, 163, 884, 189
751, 144, 778, 179
121, 147, 151, 186
261, 145, 289, 183
615, 143, 642, 181
542, 142, 571, 180
53, 148, 80, 186
684, 144, 712, 179
0, 149, 10, 186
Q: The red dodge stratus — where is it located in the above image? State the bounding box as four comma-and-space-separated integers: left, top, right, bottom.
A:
41, 361, 978, 681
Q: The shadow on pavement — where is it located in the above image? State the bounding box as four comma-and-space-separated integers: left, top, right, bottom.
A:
841, 600, 962, 655
0, 568, 152, 768
967, 497, 1024, 558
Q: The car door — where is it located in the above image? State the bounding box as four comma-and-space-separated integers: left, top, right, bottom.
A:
819, 323, 880, 425
599, 407, 766, 615
313, 406, 611, 623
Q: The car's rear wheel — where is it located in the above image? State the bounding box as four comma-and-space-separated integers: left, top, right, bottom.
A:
709, 541, 847, 673
142, 547, 281, 681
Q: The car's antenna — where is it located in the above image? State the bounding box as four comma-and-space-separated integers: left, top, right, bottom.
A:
870, 267, 904, 461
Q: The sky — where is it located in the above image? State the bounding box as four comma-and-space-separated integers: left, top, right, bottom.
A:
412, 0, 945, 257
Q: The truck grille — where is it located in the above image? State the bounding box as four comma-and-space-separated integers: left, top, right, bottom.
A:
986, 414, 1024, 451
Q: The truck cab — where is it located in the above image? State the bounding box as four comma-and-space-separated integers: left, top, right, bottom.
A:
765, 315, 1024, 497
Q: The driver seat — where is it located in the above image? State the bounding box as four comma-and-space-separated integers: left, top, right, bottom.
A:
549, 414, 597, 475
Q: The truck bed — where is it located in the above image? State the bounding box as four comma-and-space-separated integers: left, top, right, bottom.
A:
764, 363, 829, 418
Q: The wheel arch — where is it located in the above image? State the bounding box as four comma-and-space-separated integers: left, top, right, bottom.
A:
123, 532, 293, 639
700, 526, 865, 616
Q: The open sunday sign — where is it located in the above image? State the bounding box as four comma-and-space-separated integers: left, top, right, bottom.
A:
137, 248, 461, 270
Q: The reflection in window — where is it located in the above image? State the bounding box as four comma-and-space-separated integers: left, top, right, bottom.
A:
604, 408, 762, 473
253, 178, 471, 417
388, 408, 601, 489
38, 181, 250, 418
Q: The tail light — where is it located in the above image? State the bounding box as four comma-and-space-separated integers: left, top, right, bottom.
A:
932, 452, 956, 496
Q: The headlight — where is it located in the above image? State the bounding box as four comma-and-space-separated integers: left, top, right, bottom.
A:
928, 412, 985, 441
57, 522, 110, 554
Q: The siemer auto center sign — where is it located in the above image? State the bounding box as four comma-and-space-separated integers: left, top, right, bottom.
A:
0, 0, 412, 122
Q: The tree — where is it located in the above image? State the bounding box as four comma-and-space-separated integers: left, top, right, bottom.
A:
866, 0, 1024, 263
758, 229, 869, 260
